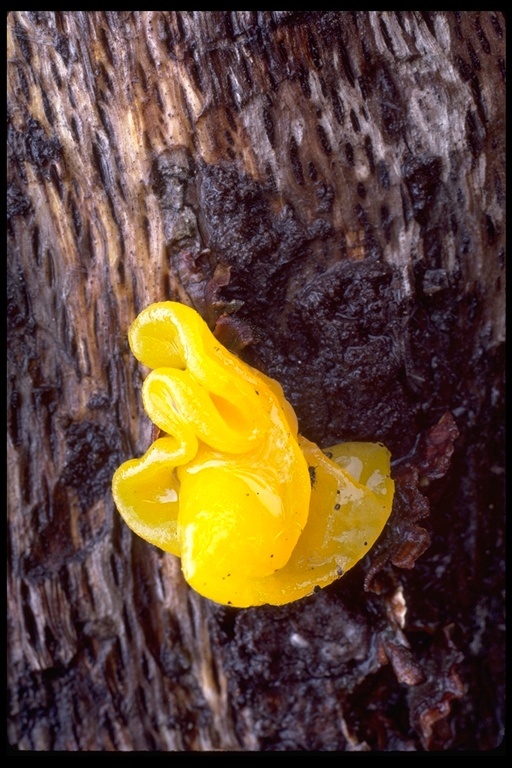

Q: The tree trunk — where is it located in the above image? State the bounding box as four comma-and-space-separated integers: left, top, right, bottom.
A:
7, 11, 505, 751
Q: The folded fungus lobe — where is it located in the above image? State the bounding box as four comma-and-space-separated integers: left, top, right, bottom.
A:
112, 302, 394, 607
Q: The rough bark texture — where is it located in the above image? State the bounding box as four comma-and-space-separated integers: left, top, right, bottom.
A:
7, 11, 505, 752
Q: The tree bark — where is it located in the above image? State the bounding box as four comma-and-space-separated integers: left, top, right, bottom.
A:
7, 11, 505, 751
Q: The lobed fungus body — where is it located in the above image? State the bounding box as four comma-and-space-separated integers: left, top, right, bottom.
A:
112, 301, 394, 607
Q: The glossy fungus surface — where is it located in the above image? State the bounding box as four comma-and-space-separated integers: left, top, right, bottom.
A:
112, 302, 394, 607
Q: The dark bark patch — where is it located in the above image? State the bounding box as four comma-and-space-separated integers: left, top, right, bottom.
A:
316, 123, 332, 156
60, 420, 122, 511
349, 108, 361, 132
289, 136, 305, 185
465, 109, 486, 158
371, 60, 405, 139
337, 37, 356, 88
402, 155, 443, 226
7, 184, 32, 220
262, 107, 275, 147
330, 88, 345, 125
8, 117, 62, 178
364, 134, 375, 174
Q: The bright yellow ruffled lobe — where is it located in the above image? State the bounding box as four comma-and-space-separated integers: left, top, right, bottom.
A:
112, 302, 394, 607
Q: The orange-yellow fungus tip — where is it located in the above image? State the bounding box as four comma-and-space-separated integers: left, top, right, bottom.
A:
112, 301, 394, 607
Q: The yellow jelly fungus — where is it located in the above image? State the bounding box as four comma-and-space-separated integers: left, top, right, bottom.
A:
112, 301, 394, 607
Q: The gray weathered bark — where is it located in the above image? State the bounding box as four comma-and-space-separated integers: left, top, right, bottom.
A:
8, 11, 505, 751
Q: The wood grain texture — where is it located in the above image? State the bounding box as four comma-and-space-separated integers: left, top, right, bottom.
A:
8, 12, 505, 751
